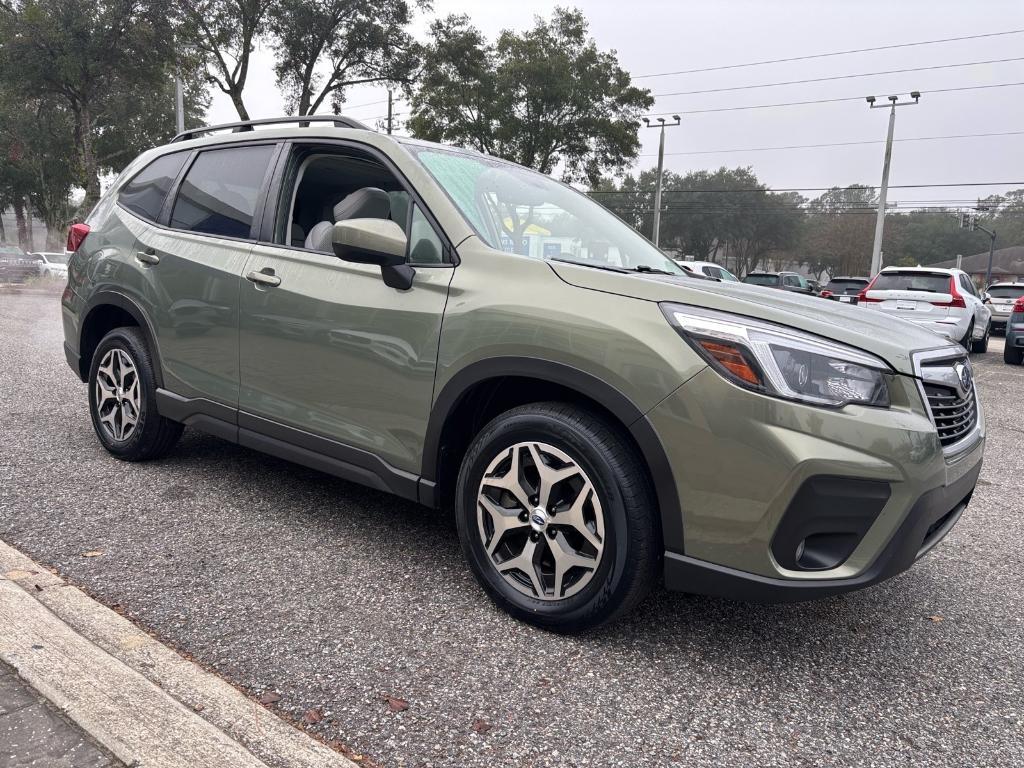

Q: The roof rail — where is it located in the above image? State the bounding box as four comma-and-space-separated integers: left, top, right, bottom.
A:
170, 115, 370, 143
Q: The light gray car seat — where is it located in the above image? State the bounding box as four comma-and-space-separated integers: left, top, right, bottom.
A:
304, 187, 391, 252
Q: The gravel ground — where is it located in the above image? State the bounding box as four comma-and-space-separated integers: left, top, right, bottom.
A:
1, 292, 1022, 768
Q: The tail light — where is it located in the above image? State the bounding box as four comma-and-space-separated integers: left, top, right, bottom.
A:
931, 276, 966, 308
820, 289, 833, 299
857, 275, 880, 304
1014, 296, 1024, 313
66, 222, 91, 253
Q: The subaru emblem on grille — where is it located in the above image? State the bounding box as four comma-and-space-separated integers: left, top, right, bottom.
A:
954, 361, 973, 395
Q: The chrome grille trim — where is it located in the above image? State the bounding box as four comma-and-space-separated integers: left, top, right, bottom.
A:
912, 348, 982, 457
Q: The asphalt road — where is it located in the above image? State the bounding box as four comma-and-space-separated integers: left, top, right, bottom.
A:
1, 291, 1022, 768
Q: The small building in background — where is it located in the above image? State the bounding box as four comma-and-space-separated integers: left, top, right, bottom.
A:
931, 246, 1024, 287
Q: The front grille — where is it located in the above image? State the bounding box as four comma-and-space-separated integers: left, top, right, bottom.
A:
923, 383, 977, 447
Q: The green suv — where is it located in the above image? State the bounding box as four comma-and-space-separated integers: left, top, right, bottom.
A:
61, 117, 985, 631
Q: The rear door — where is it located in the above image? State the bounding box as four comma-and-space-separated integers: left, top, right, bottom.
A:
133, 142, 279, 407
862, 270, 954, 323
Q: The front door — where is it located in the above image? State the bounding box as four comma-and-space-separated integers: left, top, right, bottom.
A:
238, 146, 453, 474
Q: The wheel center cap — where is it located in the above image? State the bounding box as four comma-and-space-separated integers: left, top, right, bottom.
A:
529, 507, 548, 533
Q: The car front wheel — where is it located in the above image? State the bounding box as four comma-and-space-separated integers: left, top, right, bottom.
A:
455, 402, 659, 632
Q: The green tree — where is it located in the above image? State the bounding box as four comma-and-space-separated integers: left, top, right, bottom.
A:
407, 8, 653, 185
0, 0, 208, 216
175, 0, 274, 120
801, 186, 878, 278
268, 0, 419, 116
590, 166, 804, 274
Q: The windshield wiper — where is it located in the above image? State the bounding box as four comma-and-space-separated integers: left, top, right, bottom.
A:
548, 257, 630, 273
626, 265, 675, 275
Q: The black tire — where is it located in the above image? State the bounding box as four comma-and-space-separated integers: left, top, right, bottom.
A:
958, 320, 974, 351
88, 327, 183, 461
1005, 341, 1024, 365
971, 321, 990, 353
455, 402, 659, 633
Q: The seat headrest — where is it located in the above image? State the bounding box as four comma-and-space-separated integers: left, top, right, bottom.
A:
333, 187, 390, 222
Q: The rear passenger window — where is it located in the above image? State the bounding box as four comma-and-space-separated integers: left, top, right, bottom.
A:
170, 145, 275, 238
118, 152, 189, 222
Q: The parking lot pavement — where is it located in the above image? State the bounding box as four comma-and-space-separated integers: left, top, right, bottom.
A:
1, 292, 1023, 768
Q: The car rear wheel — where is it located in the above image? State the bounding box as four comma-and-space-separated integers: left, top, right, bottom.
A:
970, 321, 990, 353
455, 402, 659, 632
88, 327, 183, 461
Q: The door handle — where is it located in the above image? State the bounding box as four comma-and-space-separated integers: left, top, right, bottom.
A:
136, 248, 160, 266
245, 268, 281, 288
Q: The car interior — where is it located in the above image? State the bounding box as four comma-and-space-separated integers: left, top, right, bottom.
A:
277, 150, 444, 263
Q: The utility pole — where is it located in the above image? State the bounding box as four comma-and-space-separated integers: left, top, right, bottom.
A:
386, 90, 393, 135
959, 211, 997, 287
174, 73, 185, 134
642, 115, 681, 248
866, 92, 919, 276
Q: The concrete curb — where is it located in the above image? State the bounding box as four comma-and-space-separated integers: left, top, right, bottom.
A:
0, 539, 357, 768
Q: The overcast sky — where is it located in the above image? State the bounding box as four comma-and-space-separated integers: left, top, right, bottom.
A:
206, 0, 1024, 205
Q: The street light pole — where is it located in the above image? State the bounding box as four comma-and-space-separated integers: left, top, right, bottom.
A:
960, 212, 997, 287
866, 92, 919, 276
642, 115, 681, 248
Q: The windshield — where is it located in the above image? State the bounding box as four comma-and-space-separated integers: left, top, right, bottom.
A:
988, 285, 1024, 298
871, 272, 951, 293
406, 146, 685, 275
0, 245, 26, 256
744, 274, 779, 286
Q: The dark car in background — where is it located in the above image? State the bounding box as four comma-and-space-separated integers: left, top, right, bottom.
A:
743, 271, 815, 294
0, 244, 39, 283
1005, 296, 1024, 365
822, 276, 871, 305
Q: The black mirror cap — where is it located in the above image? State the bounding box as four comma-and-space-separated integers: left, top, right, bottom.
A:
333, 241, 406, 268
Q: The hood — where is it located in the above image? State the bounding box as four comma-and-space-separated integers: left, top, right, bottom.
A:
549, 262, 960, 376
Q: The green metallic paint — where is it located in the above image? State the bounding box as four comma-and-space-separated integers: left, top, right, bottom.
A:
646, 366, 984, 577
238, 243, 453, 473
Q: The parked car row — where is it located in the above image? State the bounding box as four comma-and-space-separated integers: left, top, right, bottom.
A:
0, 243, 70, 282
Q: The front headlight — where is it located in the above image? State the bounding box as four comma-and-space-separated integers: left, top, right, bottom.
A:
662, 304, 891, 408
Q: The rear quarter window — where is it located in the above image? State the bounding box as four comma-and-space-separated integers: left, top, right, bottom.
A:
118, 151, 190, 222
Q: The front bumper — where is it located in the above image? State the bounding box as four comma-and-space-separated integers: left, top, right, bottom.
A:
646, 364, 984, 601
663, 456, 980, 601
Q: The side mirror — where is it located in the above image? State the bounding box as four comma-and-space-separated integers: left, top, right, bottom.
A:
332, 218, 415, 290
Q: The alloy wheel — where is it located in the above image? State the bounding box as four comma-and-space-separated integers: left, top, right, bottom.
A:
94, 348, 141, 442
477, 441, 605, 601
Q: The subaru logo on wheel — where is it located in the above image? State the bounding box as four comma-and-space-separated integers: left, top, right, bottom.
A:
954, 360, 973, 395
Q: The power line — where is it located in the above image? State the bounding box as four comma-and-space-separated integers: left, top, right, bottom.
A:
651, 57, 1024, 98
638, 130, 1024, 157
633, 29, 1024, 79
589, 182, 1024, 195
642, 81, 1024, 116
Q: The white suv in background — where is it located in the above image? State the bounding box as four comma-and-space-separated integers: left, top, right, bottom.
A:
859, 266, 992, 352
985, 282, 1024, 333
677, 260, 739, 281
29, 251, 70, 279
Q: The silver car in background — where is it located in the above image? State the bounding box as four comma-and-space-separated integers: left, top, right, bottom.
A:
985, 282, 1024, 333
859, 266, 992, 352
